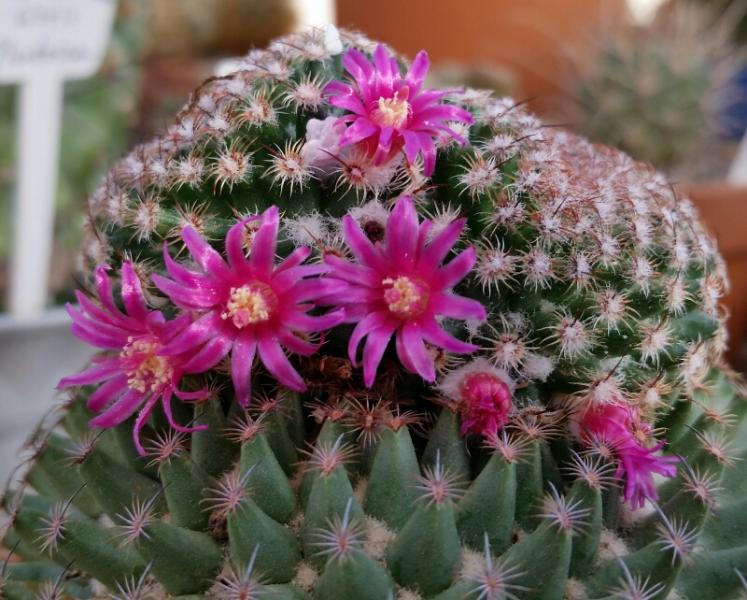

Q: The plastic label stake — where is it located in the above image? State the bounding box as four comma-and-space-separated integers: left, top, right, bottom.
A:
0, 0, 116, 316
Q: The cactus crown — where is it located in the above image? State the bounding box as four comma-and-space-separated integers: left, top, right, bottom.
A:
3, 26, 747, 600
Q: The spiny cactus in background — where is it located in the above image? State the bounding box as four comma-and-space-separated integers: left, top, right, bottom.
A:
3, 26, 747, 600
562, 2, 741, 176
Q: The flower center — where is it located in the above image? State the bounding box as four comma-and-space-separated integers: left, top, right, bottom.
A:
120, 336, 173, 394
221, 283, 276, 328
373, 88, 410, 128
382, 276, 429, 318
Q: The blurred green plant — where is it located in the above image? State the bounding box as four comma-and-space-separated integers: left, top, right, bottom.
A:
0, 0, 147, 308
565, 2, 742, 174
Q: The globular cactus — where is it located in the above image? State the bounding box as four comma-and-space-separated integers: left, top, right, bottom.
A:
3, 26, 747, 600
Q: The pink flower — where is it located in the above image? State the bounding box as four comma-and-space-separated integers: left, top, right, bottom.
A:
325, 44, 473, 176
575, 402, 678, 509
58, 262, 209, 455
325, 196, 486, 386
153, 206, 345, 406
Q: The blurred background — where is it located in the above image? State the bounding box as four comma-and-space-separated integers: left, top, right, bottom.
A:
1, 0, 747, 481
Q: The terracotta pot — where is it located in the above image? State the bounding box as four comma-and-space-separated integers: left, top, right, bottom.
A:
336, 0, 626, 110
684, 183, 747, 368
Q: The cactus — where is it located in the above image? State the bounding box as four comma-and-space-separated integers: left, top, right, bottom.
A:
562, 2, 740, 176
2, 27, 747, 600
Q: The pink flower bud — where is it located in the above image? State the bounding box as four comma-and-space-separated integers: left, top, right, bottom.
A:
459, 371, 513, 438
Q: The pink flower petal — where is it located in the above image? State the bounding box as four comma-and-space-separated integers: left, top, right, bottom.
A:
402, 130, 424, 165
278, 330, 319, 356
339, 118, 378, 147
342, 48, 373, 84
162, 392, 209, 433
348, 310, 396, 366
373, 44, 394, 82
420, 318, 478, 354
406, 50, 430, 91
67, 302, 131, 345
120, 262, 149, 322
433, 247, 476, 288
225, 217, 256, 270
57, 359, 121, 388
173, 386, 212, 401
163, 243, 214, 287
326, 81, 367, 115
132, 395, 160, 455
231, 336, 257, 407
362, 325, 396, 387
276, 246, 313, 273
430, 292, 487, 321
152, 274, 219, 310
89, 388, 143, 429
182, 226, 229, 277
94, 265, 127, 320
283, 309, 345, 333
385, 197, 420, 267
257, 335, 306, 392
161, 312, 225, 355
395, 329, 418, 374
70, 320, 127, 350
342, 215, 387, 272
181, 335, 233, 373
419, 219, 467, 272
249, 206, 280, 275
74, 290, 131, 331
373, 126, 396, 164
323, 255, 380, 287
87, 374, 129, 412
399, 323, 436, 382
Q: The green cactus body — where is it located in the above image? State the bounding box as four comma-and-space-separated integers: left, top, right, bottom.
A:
3, 26, 747, 600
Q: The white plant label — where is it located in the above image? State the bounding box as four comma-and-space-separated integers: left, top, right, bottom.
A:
0, 0, 117, 316
0, 0, 116, 81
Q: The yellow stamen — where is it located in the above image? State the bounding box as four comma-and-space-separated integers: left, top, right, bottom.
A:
382, 276, 428, 318
120, 337, 173, 394
221, 284, 274, 328
374, 88, 410, 128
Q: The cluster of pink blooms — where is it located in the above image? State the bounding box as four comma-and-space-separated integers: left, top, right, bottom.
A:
60, 197, 483, 452
59, 43, 676, 509
575, 401, 679, 508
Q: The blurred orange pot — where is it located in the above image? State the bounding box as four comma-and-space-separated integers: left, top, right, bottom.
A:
336, 0, 626, 110
685, 184, 747, 368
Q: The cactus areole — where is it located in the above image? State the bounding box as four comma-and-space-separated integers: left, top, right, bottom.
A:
4, 27, 747, 600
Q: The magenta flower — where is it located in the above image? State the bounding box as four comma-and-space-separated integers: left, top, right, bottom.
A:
325, 44, 473, 176
577, 402, 678, 509
153, 206, 345, 406
58, 262, 209, 455
325, 196, 486, 387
